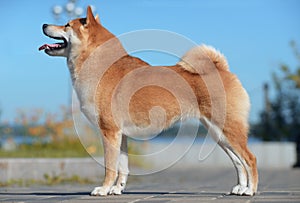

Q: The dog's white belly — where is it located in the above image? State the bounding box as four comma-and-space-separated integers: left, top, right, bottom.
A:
121, 109, 199, 139
121, 124, 164, 139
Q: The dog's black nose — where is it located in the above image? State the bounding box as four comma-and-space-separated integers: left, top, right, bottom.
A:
43, 24, 48, 30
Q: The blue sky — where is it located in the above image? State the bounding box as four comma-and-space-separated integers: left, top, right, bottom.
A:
0, 0, 299, 123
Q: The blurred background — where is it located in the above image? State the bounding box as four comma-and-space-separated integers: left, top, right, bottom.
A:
0, 0, 299, 183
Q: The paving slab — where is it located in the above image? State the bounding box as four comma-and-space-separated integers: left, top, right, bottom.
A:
0, 167, 299, 202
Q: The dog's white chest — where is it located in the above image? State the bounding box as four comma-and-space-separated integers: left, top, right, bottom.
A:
73, 82, 99, 127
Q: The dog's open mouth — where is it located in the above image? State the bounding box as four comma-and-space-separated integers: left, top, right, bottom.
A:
39, 37, 67, 51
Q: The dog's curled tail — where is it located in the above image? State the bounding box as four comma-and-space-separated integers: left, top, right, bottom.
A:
177, 45, 229, 74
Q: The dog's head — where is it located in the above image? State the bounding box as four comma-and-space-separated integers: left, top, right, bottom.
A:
39, 6, 113, 58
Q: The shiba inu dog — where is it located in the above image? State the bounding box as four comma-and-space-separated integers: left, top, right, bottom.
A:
39, 6, 258, 196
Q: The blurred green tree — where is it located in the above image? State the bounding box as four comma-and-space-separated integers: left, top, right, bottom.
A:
0, 108, 1, 118
0, 107, 2, 136
252, 41, 300, 141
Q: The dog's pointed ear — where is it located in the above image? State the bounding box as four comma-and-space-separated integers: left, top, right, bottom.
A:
86, 6, 97, 25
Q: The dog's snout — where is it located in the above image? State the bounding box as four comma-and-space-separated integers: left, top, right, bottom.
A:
42, 24, 48, 30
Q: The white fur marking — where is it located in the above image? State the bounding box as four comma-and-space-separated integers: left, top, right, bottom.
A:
91, 186, 111, 196
199, 117, 228, 144
73, 79, 99, 127
225, 148, 247, 187
119, 151, 129, 175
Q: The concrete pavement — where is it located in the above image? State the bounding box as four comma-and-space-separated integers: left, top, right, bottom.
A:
0, 167, 299, 202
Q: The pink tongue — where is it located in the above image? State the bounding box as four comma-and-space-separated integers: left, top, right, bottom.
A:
38, 44, 60, 51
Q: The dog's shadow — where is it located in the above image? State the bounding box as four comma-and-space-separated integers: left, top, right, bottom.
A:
0, 191, 230, 197
0, 191, 90, 196
0, 191, 226, 197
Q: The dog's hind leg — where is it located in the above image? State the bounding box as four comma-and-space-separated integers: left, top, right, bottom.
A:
109, 134, 129, 195
220, 122, 258, 196
201, 117, 258, 196
221, 145, 249, 195
91, 130, 122, 196
227, 144, 258, 196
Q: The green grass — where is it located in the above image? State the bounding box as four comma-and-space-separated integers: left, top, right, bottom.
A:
0, 137, 146, 170
0, 174, 95, 187
0, 137, 91, 158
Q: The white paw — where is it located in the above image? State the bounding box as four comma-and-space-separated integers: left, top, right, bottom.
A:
231, 184, 250, 196
244, 187, 255, 196
91, 186, 111, 196
109, 185, 124, 195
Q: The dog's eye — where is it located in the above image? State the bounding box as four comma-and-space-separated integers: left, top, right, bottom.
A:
79, 18, 87, 25
65, 23, 70, 27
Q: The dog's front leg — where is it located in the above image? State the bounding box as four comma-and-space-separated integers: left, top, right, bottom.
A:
110, 134, 129, 195
91, 130, 122, 196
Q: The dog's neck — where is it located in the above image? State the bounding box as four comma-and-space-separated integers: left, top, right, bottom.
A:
66, 28, 127, 126
67, 26, 124, 83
